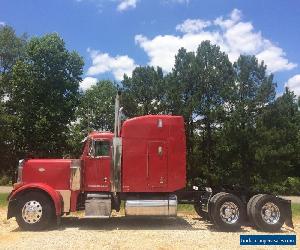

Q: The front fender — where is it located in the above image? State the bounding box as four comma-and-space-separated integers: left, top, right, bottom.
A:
7, 183, 63, 219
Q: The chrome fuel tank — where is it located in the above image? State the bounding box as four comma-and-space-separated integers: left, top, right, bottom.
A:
125, 195, 177, 216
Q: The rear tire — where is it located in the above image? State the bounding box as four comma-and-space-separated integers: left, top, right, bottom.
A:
247, 194, 263, 223
16, 191, 55, 231
208, 192, 226, 224
250, 194, 284, 232
194, 202, 209, 220
210, 193, 245, 231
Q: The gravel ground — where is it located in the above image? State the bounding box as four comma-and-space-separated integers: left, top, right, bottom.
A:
0, 208, 298, 250
0, 186, 12, 194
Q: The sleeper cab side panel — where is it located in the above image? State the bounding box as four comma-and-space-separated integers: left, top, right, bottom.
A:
167, 118, 186, 191
121, 115, 186, 192
121, 138, 148, 192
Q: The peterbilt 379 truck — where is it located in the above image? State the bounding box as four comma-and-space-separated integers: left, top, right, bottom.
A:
7, 93, 293, 232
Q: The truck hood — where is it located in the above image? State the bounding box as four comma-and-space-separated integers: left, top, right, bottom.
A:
22, 159, 79, 190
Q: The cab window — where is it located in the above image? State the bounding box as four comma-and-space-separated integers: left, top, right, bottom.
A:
94, 140, 110, 157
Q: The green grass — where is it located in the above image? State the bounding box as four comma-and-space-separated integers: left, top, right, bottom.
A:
291, 203, 300, 219
178, 204, 194, 212
0, 193, 9, 207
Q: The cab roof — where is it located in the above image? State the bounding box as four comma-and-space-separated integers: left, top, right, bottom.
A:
88, 131, 114, 140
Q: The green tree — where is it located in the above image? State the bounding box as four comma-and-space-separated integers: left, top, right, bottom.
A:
10, 33, 83, 157
253, 88, 300, 192
220, 55, 276, 187
66, 80, 117, 157
0, 25, 27, 176
194, 41, 235, 185
165, 48, 199, 182
122, 66, 165, 116
0, 25, 26, 84
166, 42, 235, 185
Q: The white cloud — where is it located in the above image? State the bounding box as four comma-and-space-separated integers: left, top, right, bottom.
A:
135, 9, 296, 73
80, 77, 98, 91
176, 19, 211, 33
135, 31, 220, 72
117, 0, 138, 11
285, 74, 300, 96
256, 44, 296, 72
0, 22, 5, 26
222, 22, 263, 60
214, 8, 242, 29
86, 49, 137, 81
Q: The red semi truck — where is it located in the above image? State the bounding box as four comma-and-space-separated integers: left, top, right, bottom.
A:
7, 93, 293, 231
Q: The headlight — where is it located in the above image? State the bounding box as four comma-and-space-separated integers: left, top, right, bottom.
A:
17, 159, 25, 182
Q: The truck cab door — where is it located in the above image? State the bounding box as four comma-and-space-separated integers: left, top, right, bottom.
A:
148, 141, 168, 189
84, 139, 111, 192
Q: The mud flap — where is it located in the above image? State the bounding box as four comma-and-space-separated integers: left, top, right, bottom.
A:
7, 199, 18, 220
281, 198, 294, 229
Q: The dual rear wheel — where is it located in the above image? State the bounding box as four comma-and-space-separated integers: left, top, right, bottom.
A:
208, 192, 245, 231
195, 192, 285, 232
247, 194, 284, 232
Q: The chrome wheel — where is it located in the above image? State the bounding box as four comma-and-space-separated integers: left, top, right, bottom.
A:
260, 202, 280, 225
219, 202, 239, 224
22, 200, 43, 224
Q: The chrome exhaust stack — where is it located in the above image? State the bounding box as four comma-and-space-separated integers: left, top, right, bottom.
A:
111, 91, 122, 193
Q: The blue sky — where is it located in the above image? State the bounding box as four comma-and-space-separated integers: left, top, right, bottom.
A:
1, 0, 300, 94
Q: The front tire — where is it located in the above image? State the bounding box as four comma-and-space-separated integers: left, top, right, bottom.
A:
16, 191, 55, 231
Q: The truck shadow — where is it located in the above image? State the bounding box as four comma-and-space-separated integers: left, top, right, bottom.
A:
56, 215, 251, 233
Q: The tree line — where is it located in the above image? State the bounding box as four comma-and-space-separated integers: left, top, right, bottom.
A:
0, 26, 299, 194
